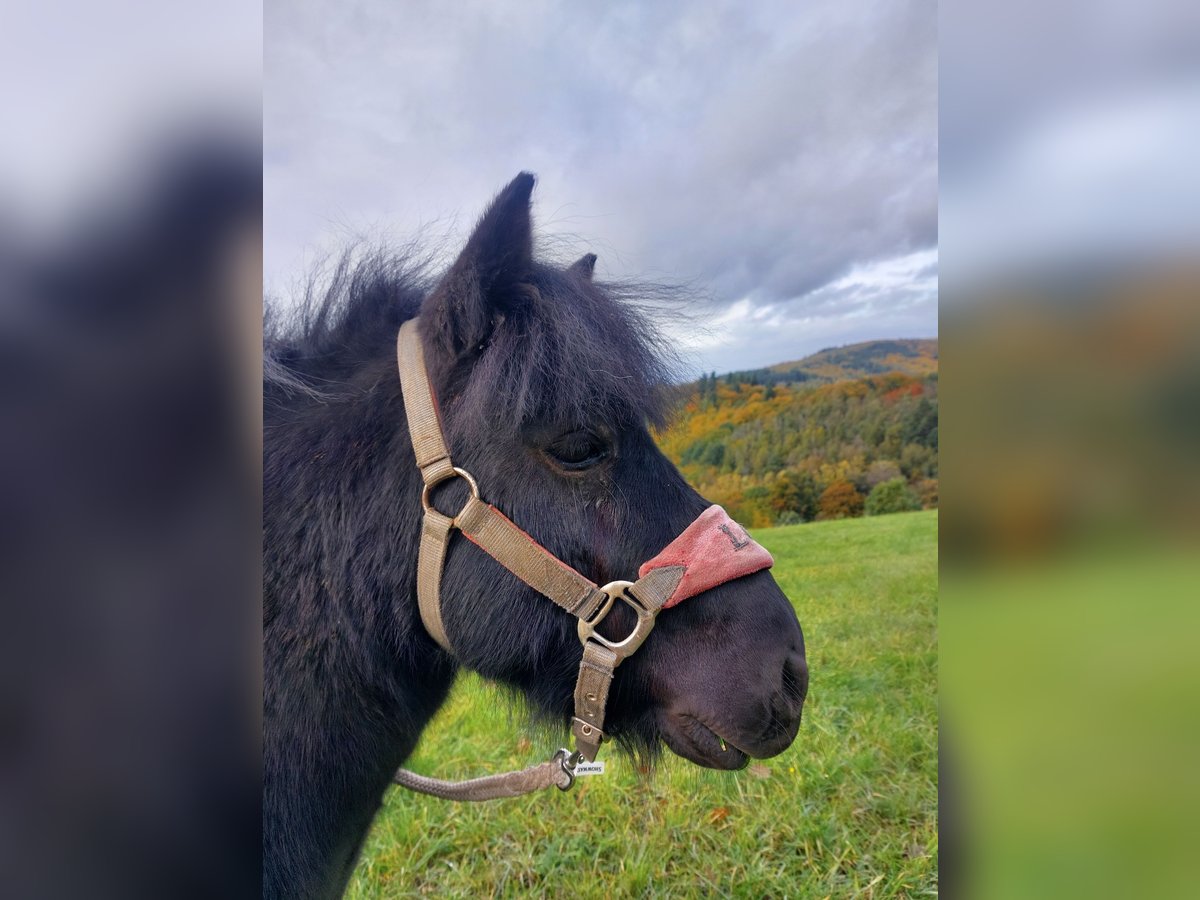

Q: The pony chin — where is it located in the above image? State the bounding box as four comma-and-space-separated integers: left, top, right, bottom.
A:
657, 710, 751, 771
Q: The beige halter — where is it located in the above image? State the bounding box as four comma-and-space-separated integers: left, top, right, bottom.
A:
396, 317, 686, 763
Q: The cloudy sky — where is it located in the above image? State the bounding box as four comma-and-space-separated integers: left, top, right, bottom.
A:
265, 0, 937, 375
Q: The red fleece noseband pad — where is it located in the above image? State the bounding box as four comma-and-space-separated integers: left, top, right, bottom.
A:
638, 505, 773, 608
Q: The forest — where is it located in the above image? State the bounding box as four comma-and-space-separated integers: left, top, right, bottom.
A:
656, 344, 938, 527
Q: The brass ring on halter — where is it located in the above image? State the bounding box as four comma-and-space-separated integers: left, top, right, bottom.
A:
420, 466, 481, 516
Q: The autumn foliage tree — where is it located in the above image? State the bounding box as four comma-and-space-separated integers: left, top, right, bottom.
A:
769, 470, 819, 522
913, 477, 939, 509
865, 477, 921, 516
817, 479, 864, 520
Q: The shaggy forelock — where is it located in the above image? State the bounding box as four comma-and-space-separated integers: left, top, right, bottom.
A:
456, 262, 682, 430
265, 249, 685, 426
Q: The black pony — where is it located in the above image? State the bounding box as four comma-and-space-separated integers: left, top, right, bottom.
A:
263, 174, 808, 899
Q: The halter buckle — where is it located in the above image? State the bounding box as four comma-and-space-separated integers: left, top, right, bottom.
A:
577, 580, 658, 664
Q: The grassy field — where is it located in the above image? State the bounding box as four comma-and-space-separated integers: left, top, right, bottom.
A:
348, 510, 938, 898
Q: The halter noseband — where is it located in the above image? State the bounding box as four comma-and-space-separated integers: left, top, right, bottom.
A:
396, 318, 773, 772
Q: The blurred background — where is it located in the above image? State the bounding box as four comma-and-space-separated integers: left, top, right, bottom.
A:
941, 0, 1200, 897
0, 2, 260, 897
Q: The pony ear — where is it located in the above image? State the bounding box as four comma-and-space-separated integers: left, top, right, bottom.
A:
422, 172, 536, 358
568, 252, 597, 281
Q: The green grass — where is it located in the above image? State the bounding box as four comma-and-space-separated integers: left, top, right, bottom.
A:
348, 510, 938, 898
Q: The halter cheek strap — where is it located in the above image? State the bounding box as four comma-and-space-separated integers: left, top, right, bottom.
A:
395, 318, 772, 773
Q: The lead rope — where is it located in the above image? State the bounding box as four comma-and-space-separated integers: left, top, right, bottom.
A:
391, 319, 683, 800
393, 749, 578, 801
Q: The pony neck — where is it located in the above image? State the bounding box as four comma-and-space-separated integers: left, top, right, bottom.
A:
263, 380, 457, 899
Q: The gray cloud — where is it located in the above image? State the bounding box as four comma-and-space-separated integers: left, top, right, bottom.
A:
266, 0, 937, 371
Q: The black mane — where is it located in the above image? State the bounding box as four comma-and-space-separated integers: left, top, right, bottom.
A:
264, 246, 682, 427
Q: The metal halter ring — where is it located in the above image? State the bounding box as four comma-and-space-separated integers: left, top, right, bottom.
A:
420, 466, 481, 517
577, 580, 659, 664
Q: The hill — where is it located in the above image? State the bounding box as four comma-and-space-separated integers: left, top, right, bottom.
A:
714, 338, 938, 387
660, 344, 939, 527
770, 337, 938, 381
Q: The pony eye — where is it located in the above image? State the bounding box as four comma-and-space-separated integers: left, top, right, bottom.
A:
545, 430, 611, 471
